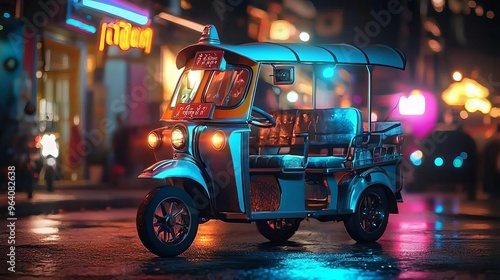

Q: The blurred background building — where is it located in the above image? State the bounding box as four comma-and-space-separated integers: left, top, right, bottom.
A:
0, 0, 499, 185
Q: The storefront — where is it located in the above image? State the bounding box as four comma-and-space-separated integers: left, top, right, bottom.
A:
33, 0, 160, 181
36, 34, 86, 181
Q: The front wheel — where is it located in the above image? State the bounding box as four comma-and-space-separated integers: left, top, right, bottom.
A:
256, 219, 301, 242
136, 186, 199, 257
344, 186, 389, 243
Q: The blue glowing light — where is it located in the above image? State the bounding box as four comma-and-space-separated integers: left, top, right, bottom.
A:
322, 67, 335, 78
66, 18, 97, 34
460, 152, 468, 159
435, 220, 443, 230
434, 157, 443, 167
81, 0, 149, 25
410, 150, 423, 166
3, 12, 11, 18
453, 156, 463, 168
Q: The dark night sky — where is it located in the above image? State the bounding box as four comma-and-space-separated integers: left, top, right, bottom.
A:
181, 0, 499, 58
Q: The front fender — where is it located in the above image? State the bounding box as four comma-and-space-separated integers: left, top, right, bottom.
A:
339, 167, 397, 214
139, 159, 209, 195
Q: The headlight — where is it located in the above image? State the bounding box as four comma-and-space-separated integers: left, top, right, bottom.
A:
171, 126, 187, 149
211, 131, 226, 150
147, 132, 160, 149
47, 157, 57, 166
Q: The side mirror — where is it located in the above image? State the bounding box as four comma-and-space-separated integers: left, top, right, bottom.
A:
273, 66, 295, 85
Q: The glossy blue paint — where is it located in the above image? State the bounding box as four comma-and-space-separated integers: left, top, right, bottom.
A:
139, 159, 209, 195
176, 42, 406, 70
228, 128, 251, 213
345, 167, 395, 213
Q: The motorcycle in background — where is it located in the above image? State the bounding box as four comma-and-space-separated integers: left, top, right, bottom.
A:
37, 133, 59, 192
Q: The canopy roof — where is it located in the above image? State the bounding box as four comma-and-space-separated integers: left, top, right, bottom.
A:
176, 25, 406, 70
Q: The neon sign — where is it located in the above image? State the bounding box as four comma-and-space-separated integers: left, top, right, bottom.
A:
98, 21, 153, 54
80, 0, 149, 25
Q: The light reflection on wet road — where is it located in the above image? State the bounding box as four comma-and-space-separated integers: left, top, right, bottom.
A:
2, 202, 500, 279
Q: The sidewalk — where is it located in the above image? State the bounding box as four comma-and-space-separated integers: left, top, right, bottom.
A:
2, 180, 500, 220
0, 178, 156, 217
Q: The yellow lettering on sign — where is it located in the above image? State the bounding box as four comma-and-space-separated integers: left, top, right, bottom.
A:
98, 20, 153, 54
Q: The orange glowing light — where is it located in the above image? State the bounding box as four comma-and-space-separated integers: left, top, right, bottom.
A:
98, 21, 153, 54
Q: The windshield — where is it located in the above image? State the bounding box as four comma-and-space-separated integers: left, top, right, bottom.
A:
203, 67, 250, 107
170, 70, 204, 108
169, 67, 250, 109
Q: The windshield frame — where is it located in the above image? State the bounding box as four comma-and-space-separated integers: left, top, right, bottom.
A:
169, 69, 206, 109
201, 65, 252, 110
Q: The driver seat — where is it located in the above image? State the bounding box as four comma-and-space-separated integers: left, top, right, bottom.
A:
257, 109, 298, 147
250, 109, 306, 169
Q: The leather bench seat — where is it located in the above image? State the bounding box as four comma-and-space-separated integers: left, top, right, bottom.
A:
304, 156, 346, 168
250, 107, 363, 170
249, 155, 347, 169
249, 154, 304, 169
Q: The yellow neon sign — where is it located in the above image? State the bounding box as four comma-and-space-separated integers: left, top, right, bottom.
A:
98, 21, 153, 54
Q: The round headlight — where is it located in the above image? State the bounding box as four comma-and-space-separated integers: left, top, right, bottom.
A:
171, 126, 186, 149
147, 132, 160, 149
211, 131, 226, 150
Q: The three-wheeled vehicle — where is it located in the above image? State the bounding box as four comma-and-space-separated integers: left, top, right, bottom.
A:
137, 25, 406, 257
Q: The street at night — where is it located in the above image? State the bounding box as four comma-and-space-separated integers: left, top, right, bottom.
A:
2, 193, 500, 279
2, 0, 500, 279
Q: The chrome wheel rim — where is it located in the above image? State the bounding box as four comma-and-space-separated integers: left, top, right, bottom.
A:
359, 193, 385, 233
153, 198, 191, 245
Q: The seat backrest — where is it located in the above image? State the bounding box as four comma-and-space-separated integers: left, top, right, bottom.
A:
258, 109, 298, 146
294, 108, 363, 148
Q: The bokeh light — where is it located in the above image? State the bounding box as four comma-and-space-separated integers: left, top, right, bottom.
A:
381, 90, 438, 139
299, 31, 310, 42
459, 110, 469, 119
476, 6, 484, 16
410, 150, 423, 166
322, 67, 335, 78
453, 156, 463, 168
434, 157, 443, 167
452, 71, 462, 82
287, 91, 299, 103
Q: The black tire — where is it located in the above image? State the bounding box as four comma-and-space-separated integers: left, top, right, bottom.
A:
343, 186, 389, 243
256, 219, 301, 242
136, 186, 199, 257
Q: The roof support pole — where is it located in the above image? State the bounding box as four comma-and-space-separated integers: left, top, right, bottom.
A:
366, 65, 373, 132
312, 68, 317, 109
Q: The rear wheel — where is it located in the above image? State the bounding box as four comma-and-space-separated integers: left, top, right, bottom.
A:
136, 186, 199, 257
256, 218, 301, 242
344, 187, 389, 242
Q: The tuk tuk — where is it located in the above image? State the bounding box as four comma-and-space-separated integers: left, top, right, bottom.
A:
136, 25, 405, 257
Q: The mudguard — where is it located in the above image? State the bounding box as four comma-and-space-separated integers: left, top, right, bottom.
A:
342, 167, 398, 213
139, 159, 210, 196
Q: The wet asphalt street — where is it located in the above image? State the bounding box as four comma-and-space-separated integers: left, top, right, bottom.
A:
2, 205, 500, 280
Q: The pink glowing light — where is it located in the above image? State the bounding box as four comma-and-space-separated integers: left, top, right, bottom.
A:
374, 90, 438, 139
